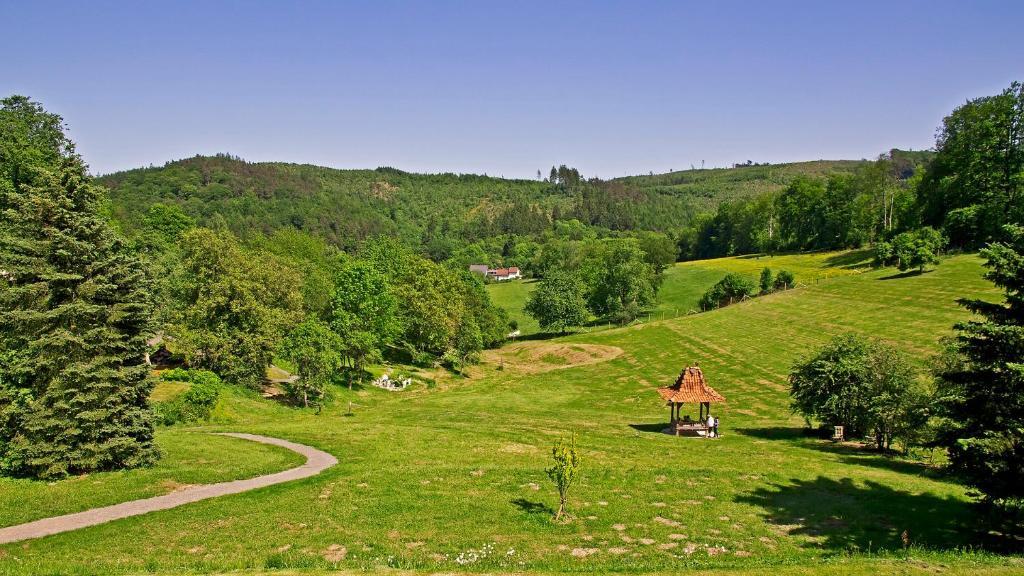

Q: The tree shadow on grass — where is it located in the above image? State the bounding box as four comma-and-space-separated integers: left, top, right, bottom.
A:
736, 426, 814, 441
823, 249, 875, 269
511, 498, 555, 517
736, 476, 982, 553
629, 422, 669, 434
879, 269, 935, 281
737, 427, 944, 478
800, 441, 946, 478
515, 331, 571, 342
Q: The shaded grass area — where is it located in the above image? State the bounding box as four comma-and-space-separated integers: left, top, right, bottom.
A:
0, 429, 305, 528
0, 254, 1017, 575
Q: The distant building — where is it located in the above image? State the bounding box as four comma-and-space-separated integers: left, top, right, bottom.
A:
487, 267, 521, 281
468, 265, 521, 281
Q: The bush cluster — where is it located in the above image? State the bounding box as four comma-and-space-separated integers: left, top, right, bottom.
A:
700, 268, 794, 311
152, 369, 222, 425
874, 227, 945, 272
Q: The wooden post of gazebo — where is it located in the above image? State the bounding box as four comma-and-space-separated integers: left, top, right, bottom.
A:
656, 365, 725, 437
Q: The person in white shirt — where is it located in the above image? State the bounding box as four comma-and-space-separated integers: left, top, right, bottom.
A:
706, 414, 715, 438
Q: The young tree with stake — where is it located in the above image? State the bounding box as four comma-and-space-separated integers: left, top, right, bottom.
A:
546, 432, 581, 521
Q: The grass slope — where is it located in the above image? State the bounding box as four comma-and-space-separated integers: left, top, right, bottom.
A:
0, 254, 1018, 575
653, 249, 874, 317
486, 279, 540, 335
0, 429, 304, 528
490, 250, 873, 334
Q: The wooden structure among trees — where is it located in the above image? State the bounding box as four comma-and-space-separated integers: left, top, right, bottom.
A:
657, 366, 725, 436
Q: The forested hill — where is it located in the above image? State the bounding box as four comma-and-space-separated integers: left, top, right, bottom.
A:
99, 155, 554, 251
613, 160, 864, 210
614, 149, 933, 211
98, 154, 889, 255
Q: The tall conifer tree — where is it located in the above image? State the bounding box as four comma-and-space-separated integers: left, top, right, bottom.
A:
937, 225, 1024, 504
0, 96, 158, 478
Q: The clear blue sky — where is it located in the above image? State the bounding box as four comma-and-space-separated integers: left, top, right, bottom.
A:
2, 0, 1021, 178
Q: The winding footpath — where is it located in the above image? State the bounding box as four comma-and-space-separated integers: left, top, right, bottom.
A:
0, 433, 337, 545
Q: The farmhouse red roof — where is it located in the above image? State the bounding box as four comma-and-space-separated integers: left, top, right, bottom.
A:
656, 366, 726, 404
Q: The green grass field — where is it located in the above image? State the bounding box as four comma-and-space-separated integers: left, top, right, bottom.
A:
1, 253, 1020, 575
486, 278, 540, 335
0, 431, 304, 528
489, 250, 874, 333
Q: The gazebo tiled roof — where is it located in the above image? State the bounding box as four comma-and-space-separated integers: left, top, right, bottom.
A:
657, 366, 725, 404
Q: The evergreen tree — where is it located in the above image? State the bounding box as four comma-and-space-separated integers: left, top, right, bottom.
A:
936, 225, 1024, 504
0, 96, 158, 478
759, 267, 774, 294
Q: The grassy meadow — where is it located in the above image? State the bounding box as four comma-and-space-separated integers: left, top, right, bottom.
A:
489, 250, 874, 333
486, 278, 540, 336
1, 253, 1020, 575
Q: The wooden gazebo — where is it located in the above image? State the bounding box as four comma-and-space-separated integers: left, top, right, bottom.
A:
657, 365, 725, 436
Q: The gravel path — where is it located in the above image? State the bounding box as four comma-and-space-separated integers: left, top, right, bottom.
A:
0, 432, 337, 545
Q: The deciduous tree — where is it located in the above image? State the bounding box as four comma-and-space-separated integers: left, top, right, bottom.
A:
170, 228, 303, 388
525, 272, 589, 333
330, 260, 400, 378
280, 318, 342, 408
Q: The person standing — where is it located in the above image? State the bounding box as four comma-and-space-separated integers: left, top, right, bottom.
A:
713, 415, 720, 438
706, 413, 715, 438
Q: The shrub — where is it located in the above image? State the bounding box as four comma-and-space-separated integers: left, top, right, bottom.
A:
774, 270, 795, 290
700, 273, 756, 310
759, 267, 774, 294
873, 242, 894, 267
874, 228, 946, 272
153, 369, 222, 425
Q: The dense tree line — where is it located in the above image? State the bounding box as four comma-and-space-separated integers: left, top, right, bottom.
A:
164, 225, 511, 404
681, 82, 1022, 261
918, 82, 1023, 248
678, 155, 923, 260
525, 236, 666, 330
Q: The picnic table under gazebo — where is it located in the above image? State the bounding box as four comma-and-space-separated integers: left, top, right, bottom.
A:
657, 365, 725, 437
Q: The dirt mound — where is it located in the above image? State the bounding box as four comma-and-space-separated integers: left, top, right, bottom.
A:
481, 342, 623, 374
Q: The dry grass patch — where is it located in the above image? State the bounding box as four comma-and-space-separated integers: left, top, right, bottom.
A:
480, 342, 623, 375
